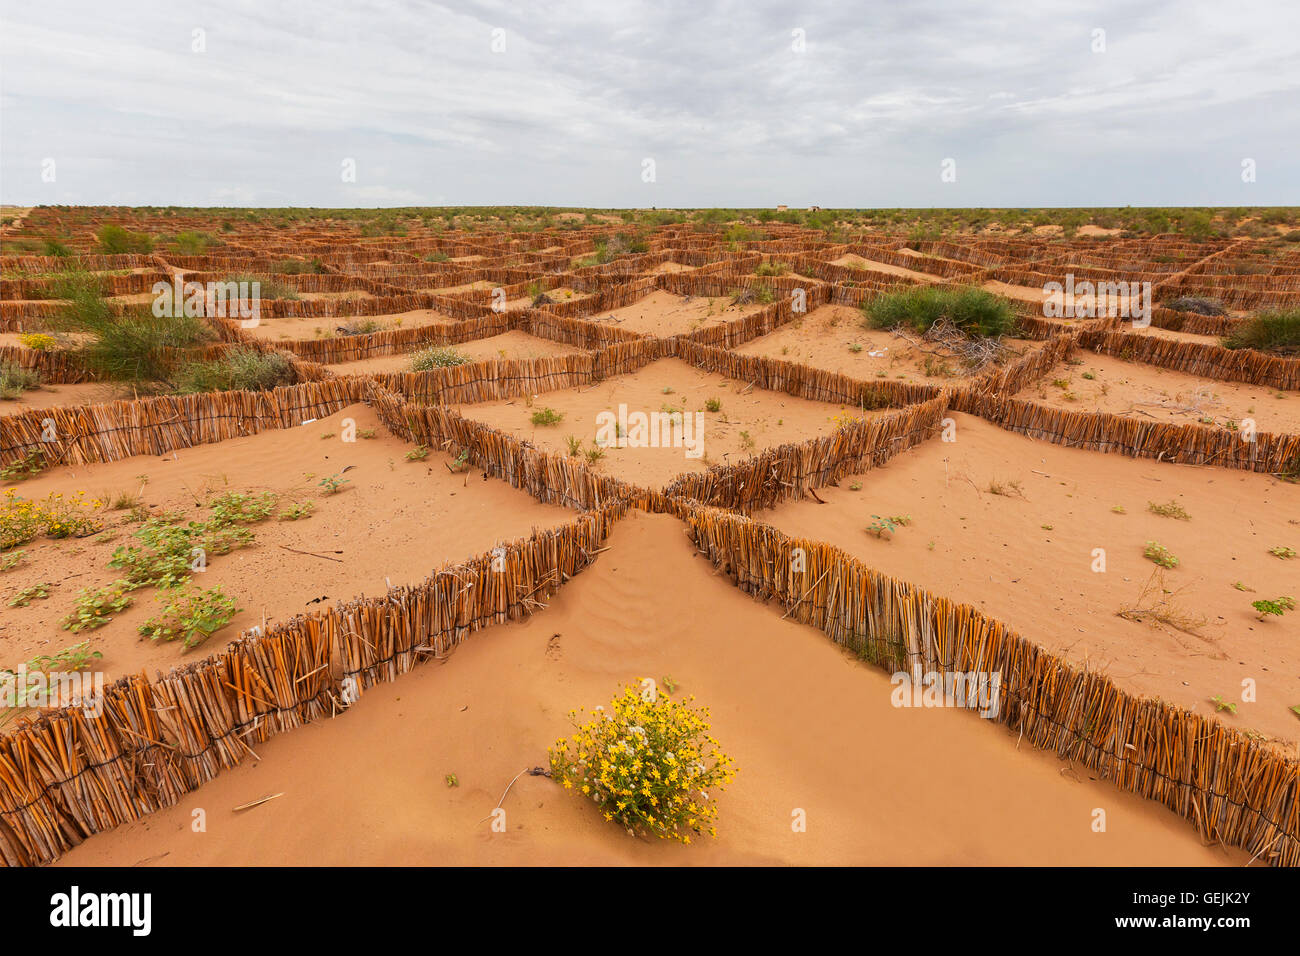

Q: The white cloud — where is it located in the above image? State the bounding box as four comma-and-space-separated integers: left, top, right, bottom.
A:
0, 0, 1297, 206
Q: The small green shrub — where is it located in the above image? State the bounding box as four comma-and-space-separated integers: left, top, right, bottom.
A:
63, 580, 135, 632
0, 361, 41, 400
411, 346, 471, 370
531, 407, 563, 426
1222, 309, 1300, 355
96, 225, 154, 254
138, 584, 240, 649
1253, 596, 1295, 619
863, 285, 1017, 338
173, 349, 296, 393
1143, 541, 1179, 569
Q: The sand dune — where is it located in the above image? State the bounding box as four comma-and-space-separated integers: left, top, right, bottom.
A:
56, 511, 1242, 866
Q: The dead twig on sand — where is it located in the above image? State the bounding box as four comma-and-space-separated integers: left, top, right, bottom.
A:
233, 792, 284, 812
279, 544, 344, 562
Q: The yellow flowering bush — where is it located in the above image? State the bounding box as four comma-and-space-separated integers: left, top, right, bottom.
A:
549, 680, 737, 844
17, 333, 58, 351
1, 489, 102, 550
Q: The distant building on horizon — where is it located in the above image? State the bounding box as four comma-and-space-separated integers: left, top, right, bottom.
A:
776, 204, 788, 211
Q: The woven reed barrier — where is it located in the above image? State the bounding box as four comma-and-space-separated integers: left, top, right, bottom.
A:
274, 313, 517, 365
679, 289, 833, 350
0, 377, 368, 467
1077, 330, 1300, 391
682, 505, 1298, 867
663, 395, 948, 512
787, 257, 925, 287
526, 310, 647, 350
370, 351, 608, 407
967, 332, 1078, 396
653, 270, 823, 300
1148, 307, 1243, 337
0, 300, 61, 323
848, 245, 985, 279
0, 254, 153, 274
953, 391, 1300, 474
369, 338, 662, 407
0, 504, 626, 866
255, 292, 439, 319
669, 339, 942, 408
1, 270, 169, 301
368, 381, 640, 511
0, 346, 92, 384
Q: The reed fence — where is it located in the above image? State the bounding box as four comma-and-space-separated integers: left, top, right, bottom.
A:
683, 505, 1298, 867
0, 505, 625, 866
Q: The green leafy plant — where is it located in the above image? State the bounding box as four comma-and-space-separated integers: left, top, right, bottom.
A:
1252, 596, 1295, 620
207, 490, 279, 527
63, 580, 135, 632
1143, 541, 1179, 569
1210, 695, 1237, 715
53, 272, 210, 390
447, 449, 471, 473
138, 584, 240, 649
405, 445, 430, 462
1148, 500, 1191, 520
278, 500, 315, 521
1268, 546, 1296, 559
862, 285, 1017, 338
867, 515, 900, 539
9, 582, 51, 607
704, 398, 722, 413
0, 360, 41, 401
318, 474, 350, 495
1, 449, 50, 482
1222, 308, 1300, 356
174, 349, 295, 394
28, 640, 102, 673
531, 407, 564, 426
96, 224, 154, 254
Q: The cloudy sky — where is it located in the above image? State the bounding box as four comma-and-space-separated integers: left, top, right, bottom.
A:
1, 0, 1297, 208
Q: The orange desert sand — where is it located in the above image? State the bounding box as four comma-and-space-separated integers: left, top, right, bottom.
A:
0, 403, 570, 683
763, 413, 1300, 744
55, 512, 1243, 867
456, 357, 884, 488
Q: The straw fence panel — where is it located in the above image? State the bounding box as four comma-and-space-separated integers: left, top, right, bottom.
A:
954, 391, 1300, 474
0, 346, 93, 384
669, 340, 942, 408
1148, 307, 1243, 337
368, 381, 640, 511
663, 396, 948, 512
683, 505, 1298, 867
0, 506, 625, 866
0, 378, 368, 467
1077, 330, 1300, 390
